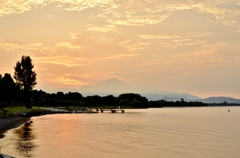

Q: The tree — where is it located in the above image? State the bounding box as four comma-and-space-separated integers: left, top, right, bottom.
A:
0, 73, 19, 106
118, 93, 148, 108
66, 92, 82, 100
14, 56, 37, 108
1, 73, 15, 86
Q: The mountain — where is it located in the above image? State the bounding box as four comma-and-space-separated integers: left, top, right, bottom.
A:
143, 93, 201, 101
43, 78, 239, 103
79, 78, 201, 100
80, 78, 140, 95
195, 97, 240, 104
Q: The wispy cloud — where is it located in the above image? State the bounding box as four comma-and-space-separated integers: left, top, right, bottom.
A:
138, 33, 211, 48
128, 42, 151, 52
0, 39, 43, 51
93, 53, 138, 62
139, 34, 181, 40
1, 0, 240, 30
41, 73, 88, 86
87, 25, 119, 33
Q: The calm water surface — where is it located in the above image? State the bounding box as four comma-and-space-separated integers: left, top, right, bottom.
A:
1, 107, 240, 158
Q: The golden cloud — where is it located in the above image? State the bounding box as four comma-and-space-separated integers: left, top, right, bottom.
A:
1, 0, 239, 31
0, 39, 43, 51
87, 25, 119, 33
139, 34, 181, 39
41, 73, 89, 86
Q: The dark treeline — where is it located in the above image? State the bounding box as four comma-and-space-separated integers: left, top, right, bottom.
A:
1, 55, 36, 108
0, 73, 20, 107
32, 91, 149, 108
148, 100, 207, 108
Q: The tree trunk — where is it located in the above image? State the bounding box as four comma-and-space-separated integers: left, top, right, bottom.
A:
24, 91, 32, 109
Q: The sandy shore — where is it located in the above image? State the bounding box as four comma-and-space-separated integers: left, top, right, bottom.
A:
0, 117, 31, 139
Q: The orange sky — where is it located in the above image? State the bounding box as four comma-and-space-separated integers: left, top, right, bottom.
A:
0, 0, 240, 98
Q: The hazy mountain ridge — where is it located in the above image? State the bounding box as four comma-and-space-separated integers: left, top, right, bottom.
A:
79, 78, 240, 103
45, 78, 239, 103
80, 78, 201, 100
80, 78, 141, 95
194, 97, 240, 104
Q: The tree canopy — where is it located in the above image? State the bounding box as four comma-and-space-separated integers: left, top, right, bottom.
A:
14, 56, 37, 91
0, 73, 18, 106
14, 55, 37, 108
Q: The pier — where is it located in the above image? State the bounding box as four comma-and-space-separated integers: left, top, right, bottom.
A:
43, 107, 125, 114
98, 109, 125, 113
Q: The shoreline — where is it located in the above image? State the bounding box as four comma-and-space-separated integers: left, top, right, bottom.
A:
0, 117, 31, 139
0, 109, 98, 139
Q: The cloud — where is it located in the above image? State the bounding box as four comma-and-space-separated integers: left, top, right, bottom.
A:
138, 33, 211, 49
56, 42, 82, 49
128, 42, 151, 52
195, 1, 240, 31
139, 34, 181, 40
0, 39, 43, 51
40, 73, 88, 86
136, 41, 240, 70
34, 55, 88, 67
94, 53, 138, 61
87, 25, 119, 33
0, 31, 137, 68
1, 0, 239, 31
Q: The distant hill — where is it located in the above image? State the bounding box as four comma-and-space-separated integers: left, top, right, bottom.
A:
42, 78, 239, 103
143, 93, 201, 101
195, 96, 240, 104
79, 78, 201, 101
80, 78, 140, 95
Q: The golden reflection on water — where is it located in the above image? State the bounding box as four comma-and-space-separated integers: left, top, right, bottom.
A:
1, 107, 240, 158
14, 120, 36, 157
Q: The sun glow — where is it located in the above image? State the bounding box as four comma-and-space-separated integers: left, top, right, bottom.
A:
0, 0, 240, 98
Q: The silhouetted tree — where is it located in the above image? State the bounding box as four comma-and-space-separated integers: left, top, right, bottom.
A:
66, 92, 82, 100
85, 95, 102, 106
2, 73, 15, 86
32, 89, 47, 105
101, 95, 116, 106
0, 73, 19, 106
118, 93, 148, 108
14, 56, 37, 108
56, 91, 65, 100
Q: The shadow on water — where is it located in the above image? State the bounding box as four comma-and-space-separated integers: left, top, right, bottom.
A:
14, 120, 36, 157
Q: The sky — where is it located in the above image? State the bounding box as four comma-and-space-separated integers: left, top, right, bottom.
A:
0, 0, 240, 98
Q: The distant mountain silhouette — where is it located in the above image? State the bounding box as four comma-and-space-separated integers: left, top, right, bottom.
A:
195, 96, 240, 104
143, 93, 201, 101
79, 78, 201, 100
80, 78, 140, 95
43, 78, 239, 103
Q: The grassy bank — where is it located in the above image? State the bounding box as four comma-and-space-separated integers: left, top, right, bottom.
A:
0, 106, 43, 118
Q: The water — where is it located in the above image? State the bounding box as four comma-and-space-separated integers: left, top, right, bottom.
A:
1, 107, 240, 158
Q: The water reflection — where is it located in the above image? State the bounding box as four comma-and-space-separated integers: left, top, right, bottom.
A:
14, 120, 36, 157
